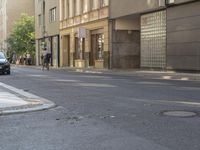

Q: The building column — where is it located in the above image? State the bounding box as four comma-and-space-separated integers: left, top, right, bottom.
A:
35, 40, 40, 66
59, 0, 63, 21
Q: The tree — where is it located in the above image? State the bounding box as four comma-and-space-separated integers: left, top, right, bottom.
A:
7, 13, 35, 58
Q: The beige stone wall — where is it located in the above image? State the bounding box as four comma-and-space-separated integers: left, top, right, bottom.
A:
35, 0, 60, 66
60, 19, 109, 67
7, 0, 34, 38
35, 0, 60, 39
35, 0, 42, 39
45, 0, 59, 36
0, 0, 34, 51
0, 0, 7, 50
59, 0, 109, 68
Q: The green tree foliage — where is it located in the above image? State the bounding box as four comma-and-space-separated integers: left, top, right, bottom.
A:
7, 13, 35, 57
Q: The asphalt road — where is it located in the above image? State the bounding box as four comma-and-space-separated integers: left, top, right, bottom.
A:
0, 66, 200, 150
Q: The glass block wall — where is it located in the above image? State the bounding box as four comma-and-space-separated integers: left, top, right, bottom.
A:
141, 10, 166, 68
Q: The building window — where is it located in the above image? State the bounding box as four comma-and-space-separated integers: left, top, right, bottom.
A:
50, 7, 56, 22
100, 0, 108, 7
38, 14, 42, 26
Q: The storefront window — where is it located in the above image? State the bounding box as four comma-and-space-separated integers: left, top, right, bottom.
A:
97, 34, 104, 60
91, 32, 104, 66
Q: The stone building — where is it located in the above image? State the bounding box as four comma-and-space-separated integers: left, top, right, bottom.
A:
59, 0, 109, 69
110, 0, 200, 71
0, 0, 34, 53
35, 0, 60, 67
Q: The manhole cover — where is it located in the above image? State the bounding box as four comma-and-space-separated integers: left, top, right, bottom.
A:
162, 111, 197, 117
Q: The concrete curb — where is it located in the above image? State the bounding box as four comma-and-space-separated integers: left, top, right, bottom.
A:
71, 68, 200, 81
108, 72, 200, 81
0, 82, 56, 115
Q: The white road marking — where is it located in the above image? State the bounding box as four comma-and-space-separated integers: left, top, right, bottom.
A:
128, 98, 200, 108
74, 83, 117, 88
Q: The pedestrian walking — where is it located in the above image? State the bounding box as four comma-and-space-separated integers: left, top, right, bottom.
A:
27, 53, 32, 65
41, 47, 50, 70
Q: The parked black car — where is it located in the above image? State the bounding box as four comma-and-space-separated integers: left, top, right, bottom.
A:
0, 52, 10, 75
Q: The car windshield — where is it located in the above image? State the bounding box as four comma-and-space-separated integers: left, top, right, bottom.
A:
0, 53, 5, 59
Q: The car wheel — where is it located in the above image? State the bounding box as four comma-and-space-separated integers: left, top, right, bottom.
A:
7, 71, 10, 75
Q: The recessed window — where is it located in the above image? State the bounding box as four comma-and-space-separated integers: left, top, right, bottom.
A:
50, 7, 56, 22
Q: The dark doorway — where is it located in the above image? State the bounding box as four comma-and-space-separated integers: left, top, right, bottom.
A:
62, 35, 70, 67
90, 31, 104, 66
75, 37, 85, 60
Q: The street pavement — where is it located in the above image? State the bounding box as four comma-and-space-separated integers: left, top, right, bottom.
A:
16, 64, 200, 81
0, 66, 199, 150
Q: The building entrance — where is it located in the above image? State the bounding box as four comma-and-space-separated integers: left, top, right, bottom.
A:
90, 29, 104, 66
75, 37, 85, 60
62, 35, 70, 67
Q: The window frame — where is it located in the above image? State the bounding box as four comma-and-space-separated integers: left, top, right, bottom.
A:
49, 7, 57, 23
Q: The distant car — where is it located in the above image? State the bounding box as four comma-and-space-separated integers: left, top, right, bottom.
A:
0, 52, 10, 75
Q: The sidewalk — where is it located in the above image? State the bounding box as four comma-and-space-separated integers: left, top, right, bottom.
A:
0, 82, 55, 115
108, 69, 200, 81
15, 65, 200, 81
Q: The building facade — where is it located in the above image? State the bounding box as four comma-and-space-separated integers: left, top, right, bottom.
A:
0, 0, 34, 53
60, 0, 109, 69
35, 0, 60, 67
110, 0, 200, 71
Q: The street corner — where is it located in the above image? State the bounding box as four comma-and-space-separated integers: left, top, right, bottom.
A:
0, 82, 56, 115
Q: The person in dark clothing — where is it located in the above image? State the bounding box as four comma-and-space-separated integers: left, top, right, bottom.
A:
41, 48, 50, 70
